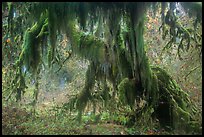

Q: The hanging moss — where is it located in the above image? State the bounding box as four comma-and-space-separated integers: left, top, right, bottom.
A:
118, 49, 133, 78
21, 11, 48, 73
8, 11, 49, 102
7, 2, 14, 38
78, 2, 89, 30
66, 23, 108, 65
14, 67, 28, 101
118, 78, 136, 109
101, 83, 111, 107
32, 75, 39, 107
47, 9, 57, 63
47, 48, 52, 68
159, 2, 202, 60
76, 87, 92, 123
74, 62, 96, 122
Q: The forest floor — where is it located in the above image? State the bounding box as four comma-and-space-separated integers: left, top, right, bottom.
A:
1, 105, 172, 135
2, 77, 202, 135
1, 104, 129, 135
3, 99, 200, 135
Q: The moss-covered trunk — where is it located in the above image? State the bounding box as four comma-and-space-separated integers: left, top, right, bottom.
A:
111, 7, 198, 131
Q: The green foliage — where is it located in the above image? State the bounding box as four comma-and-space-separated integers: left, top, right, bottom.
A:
47, 48, 52, 68
62, 95, 78, 112
79, 33, 106, 63
118, 78, 136, 108
21, 12, 48, 73
125, 127, 138, 135
118, 49, 133, 78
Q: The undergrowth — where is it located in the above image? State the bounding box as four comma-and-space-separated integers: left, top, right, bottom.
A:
2, 103, 201, 135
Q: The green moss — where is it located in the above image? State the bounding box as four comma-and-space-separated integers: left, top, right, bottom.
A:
78, 2, 89, 30
118, 49, 133, 78
47, 48, 52, 68
9, 11, 49, 102
74, 62, 96, 122
148, 72, 159, 106
151, 66, 196, 130
76, 89, 91, 123
118, 78, 136, 108
20, 12, 48, 73
7, 2, 14, 38
171, 97, 191, 129
77, 32, 106, 64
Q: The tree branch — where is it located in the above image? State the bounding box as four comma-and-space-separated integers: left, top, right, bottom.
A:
184, 65, 200, 80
